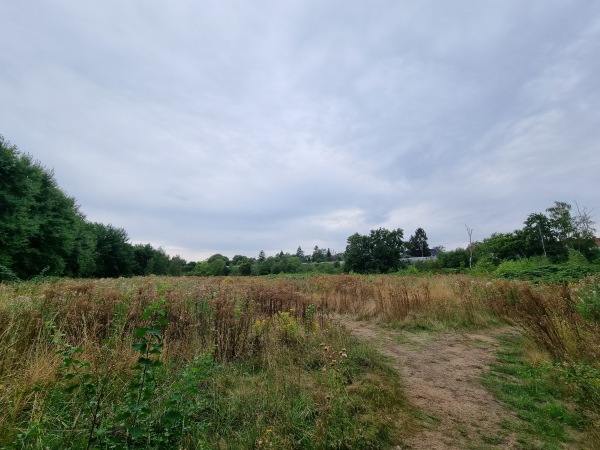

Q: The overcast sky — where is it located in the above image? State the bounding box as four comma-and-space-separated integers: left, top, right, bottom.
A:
2, 1, 599, 261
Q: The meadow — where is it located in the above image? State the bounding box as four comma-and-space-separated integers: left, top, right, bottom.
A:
1, 274, 599, 448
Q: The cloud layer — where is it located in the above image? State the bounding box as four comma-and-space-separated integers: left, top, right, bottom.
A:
2, 0, 599, 261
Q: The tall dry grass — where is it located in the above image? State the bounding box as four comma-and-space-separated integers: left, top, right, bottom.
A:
306, 274, 499, 328
0, 274, 506, 382
488, 280, 600, 364
1, 276, 422, 448
2, 273, 599, 446
2, 274, 598, 379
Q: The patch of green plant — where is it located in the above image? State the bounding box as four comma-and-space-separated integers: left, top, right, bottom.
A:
483, 334, 593, 449
383, 315, 501, 332
494, 255, 600, 283
574, 275, 600, 324
0, 264, 20, 282
10, 290, 214, 450
185, 329, 410, 449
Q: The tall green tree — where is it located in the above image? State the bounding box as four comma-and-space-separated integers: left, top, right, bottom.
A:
312, 245, 327, 263
521, 213, 567, 262
169, 255, 187, 276
90, 223, 134, 277
0, 136, 84, 278
146, 247, 170, 275
231, 255, 253, 276
193, 254, 230, 276
408, 228, 431, 257
474, 232, 521, 265
546, 201, 576, 244
344, 233, 371, 273
344, 228, 404, 273
64, 219, 97, 278
132, 243, 156, 275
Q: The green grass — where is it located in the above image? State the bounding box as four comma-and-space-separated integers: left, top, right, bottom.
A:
483, 334, 594, 449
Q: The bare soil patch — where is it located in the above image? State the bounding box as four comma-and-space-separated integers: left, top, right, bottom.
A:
337, 316, 521, 449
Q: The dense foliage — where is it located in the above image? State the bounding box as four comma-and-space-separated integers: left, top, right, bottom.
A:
414, 201, 600, 281
1, 136, 85, 278
0, 137, 190, 280
407, 227, 431, 257
344, 228, 405, 273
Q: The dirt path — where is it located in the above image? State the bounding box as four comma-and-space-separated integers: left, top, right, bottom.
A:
337, 317, 521, 449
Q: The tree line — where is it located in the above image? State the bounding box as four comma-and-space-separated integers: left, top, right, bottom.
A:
188, 246, 344, 277
2, 136, 597, 280
1, 137, 187, 280
343, 202, 598, 274
432, 201, 599, 271
0, 137, 344, 280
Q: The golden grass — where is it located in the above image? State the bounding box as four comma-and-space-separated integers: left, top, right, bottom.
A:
1, 274, 597, 372
489, 280, 600, 364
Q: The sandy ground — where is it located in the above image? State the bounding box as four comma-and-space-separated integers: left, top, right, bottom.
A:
336, 317, 522, 449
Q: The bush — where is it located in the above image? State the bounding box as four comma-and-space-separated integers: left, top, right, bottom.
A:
574, 275, 600, 324
494, 257, 598, 283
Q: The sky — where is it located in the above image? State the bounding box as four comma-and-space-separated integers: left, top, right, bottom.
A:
1, 1, 599, 262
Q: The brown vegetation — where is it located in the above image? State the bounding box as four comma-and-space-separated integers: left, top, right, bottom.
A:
1, 273, 599, 447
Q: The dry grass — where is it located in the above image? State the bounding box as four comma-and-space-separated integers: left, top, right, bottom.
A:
309, 274, 499, 328
488, 280, 600, 363
1, 274, 597, 377
1, 273, 598, 447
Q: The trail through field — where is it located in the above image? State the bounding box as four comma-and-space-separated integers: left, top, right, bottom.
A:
337, 317, 521, 449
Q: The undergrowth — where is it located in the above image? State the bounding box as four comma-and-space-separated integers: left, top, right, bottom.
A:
484, 334, 599, 449
494, 252, 599, 283
484, 276, 600, 448
2, 274, 599, 448
0, 277, 411, 449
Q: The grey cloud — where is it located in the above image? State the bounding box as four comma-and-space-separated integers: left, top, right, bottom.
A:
1, 0, 599, 260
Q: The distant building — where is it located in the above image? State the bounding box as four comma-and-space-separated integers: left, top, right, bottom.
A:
595, 237, 600, 247
430, 247, 441, 257
402, 255, 437, 264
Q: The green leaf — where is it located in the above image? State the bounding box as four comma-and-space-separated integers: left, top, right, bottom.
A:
115, 411, 132, 421
132, 342, 147, 352
128, 426, 143, 439
164, 410, 182, 424
133, 327, 148, 339
65, 384, 80, 394
169, 393, 182, 402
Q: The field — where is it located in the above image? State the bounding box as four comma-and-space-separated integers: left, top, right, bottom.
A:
1, 274, 599, 449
